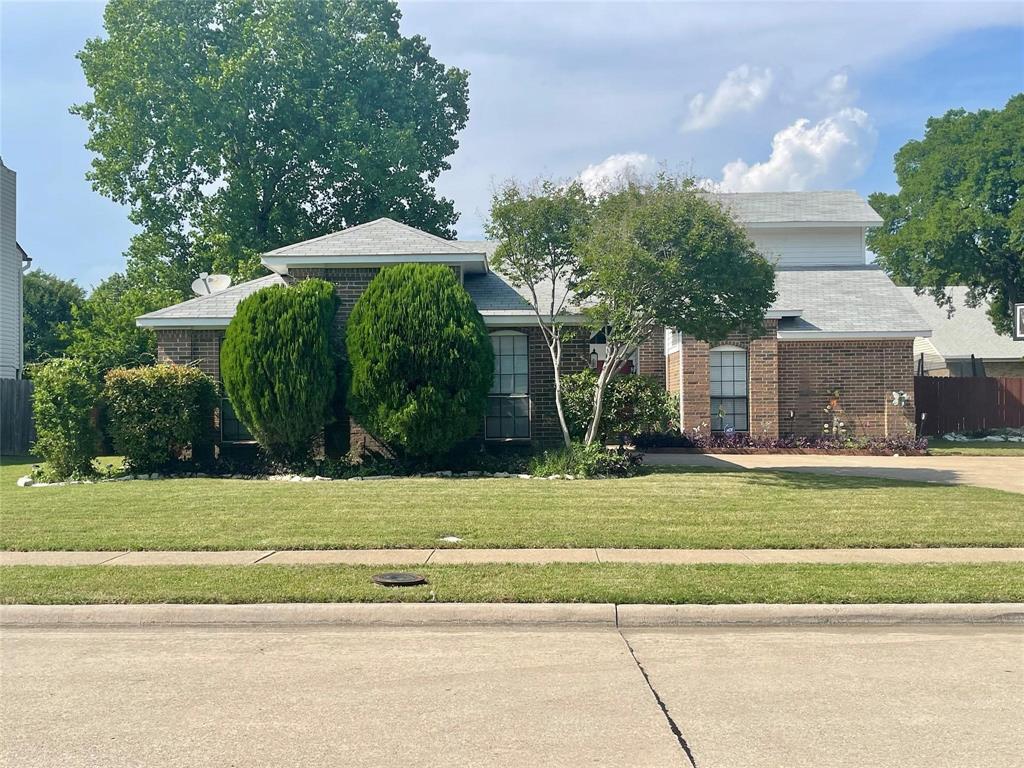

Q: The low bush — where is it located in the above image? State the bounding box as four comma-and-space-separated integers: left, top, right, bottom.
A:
29, 358, 102, 479
632, 429, 928, 455
528, 442, 642, 478
561, 369, 676, 443
104, 364, 219, 472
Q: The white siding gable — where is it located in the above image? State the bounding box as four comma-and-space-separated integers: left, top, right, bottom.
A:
747, 226, 867, 268
0, 162, 20, 378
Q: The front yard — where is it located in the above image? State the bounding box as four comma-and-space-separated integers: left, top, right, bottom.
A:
924, 439, 1024, 456
2, 456, 1022, 551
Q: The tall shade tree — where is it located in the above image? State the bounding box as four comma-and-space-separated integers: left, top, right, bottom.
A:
346, 264, 493, 460
64, 273, 180, 373
868, 94, 1024, 336
73, 0, 470, 296
576, 176, 776, 445
23, 270, 85, 363
486, 180, 592, 447
220, 279, 337, 464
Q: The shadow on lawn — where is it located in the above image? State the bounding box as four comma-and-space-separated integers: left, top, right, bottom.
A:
645, 461, 965, 491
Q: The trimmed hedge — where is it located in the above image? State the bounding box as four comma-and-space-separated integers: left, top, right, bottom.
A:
30, 358, 102, 478
103, 364, 218, 472
220, 279, 337, 464
346, 263, 493, 459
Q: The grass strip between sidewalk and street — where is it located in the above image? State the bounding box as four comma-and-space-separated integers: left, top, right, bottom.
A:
2, 563, 1022, 605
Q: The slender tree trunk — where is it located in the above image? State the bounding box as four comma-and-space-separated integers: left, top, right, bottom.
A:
551, 338, 572, 447
584, 346, 622, 445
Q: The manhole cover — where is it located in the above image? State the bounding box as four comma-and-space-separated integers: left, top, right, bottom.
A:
372, 572, 428, 587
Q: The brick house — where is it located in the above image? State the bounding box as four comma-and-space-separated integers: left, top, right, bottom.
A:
137, 190, 931, 449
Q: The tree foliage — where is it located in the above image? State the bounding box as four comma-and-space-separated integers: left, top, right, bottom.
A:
346, 264, 493, 459
104, 364, 219, 472
22, 270, 84, 363
868, 94, 1024, 335
64, 273, 179, 374
561, 368, 676, 443
576, 175, 776, 444
221, 279, 337, 464
73, 0, 470, 296
486, 179, 592, 446
29, 358, 102, 479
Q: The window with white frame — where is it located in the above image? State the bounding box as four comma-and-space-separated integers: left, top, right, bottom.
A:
486, 332, 530, 439
710, 345, 748, 432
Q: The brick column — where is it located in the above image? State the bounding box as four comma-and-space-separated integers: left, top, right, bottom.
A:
680, 337, 711, 431
636, 325, 666, 386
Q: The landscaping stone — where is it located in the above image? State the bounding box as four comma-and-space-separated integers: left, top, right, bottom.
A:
313, 476, 333, 482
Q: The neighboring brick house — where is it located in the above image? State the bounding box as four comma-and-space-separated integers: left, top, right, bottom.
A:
137, 191, 931, 449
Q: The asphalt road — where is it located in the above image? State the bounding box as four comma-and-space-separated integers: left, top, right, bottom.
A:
2, 624, 1021, 767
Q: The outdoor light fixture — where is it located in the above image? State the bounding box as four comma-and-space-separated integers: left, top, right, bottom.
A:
590, 350, 598, 368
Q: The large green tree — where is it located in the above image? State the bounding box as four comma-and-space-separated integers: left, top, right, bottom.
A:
63, 273, 180, 373
576, 175, 776, 444
868, 94, 1024, 336
73, 0, 470, 296
23, 270, 85, 363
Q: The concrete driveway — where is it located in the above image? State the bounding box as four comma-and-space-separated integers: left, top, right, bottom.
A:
645, 453, 1024, 493
2, 624, 1021, 767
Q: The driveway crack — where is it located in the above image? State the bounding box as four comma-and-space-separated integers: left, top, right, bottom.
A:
619, 630, 698, 767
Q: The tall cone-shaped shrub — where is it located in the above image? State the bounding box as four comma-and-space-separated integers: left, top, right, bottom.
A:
346, 263, 493, 459
221, 278, 337, 463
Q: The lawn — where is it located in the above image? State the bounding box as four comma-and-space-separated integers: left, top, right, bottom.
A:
926, 439, 1024, 456
1, 563, 1020, 605
2, 455, 1022, 550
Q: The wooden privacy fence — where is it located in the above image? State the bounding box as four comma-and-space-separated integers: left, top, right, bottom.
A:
914, 375, 1024, 436
0, 378, 35, 455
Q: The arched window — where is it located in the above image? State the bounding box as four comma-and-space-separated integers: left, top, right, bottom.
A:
710, 345, 748, 432
487, 331, 530, 439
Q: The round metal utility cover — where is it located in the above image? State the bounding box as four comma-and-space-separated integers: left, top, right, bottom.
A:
372, 572, 428, 587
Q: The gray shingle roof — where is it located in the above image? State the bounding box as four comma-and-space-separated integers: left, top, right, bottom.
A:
136, 274, 287, 324
463, 270, 582, 316
707, 190, 882, 225
896, 287, 1024, 359
263, 218, 483, 257
774, 267, 930, 335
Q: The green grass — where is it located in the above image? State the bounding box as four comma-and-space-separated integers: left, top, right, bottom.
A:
926, 439, 1024, 456
2, 455, 1022, 551
1, 563, 1020, 605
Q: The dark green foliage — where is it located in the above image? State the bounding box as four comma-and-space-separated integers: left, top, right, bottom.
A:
346, 264, 493, 458
527, 443, 642, 478
561, 369, 676, 442
221, 279, 337, 463
103, 364, 219, 472
29, 358, 102, 478
22, 270, 84, 363
73, 0, 470, 296
868, 94, 1024, 335
64, 273, 180, 373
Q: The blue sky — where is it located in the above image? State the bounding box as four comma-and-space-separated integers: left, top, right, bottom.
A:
2, 1, 1022, 290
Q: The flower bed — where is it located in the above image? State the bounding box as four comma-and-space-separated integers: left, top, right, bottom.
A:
632, 431, 929, 456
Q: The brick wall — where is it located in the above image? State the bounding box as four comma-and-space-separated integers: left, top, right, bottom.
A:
677, 321, 779, 437
778, 338, 915, 437
666, 350, 680, 394
636, 325, 666, 386
156, 329, 224, 380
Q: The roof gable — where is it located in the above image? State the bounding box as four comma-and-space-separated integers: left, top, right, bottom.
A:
263, 218, 482, 258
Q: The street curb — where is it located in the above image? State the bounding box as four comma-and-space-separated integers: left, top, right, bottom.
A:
616, 603, 1024, 626
2, 602, 1022, 628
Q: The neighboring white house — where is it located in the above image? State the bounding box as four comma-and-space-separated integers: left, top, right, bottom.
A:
897, 286, 1024, 378
0, 159, 28, 379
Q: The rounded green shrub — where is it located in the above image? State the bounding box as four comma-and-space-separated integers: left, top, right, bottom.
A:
220, 278, 337, 464
29, 358, 102, 478
103, 364, 218, 472
562, 368, 676, 443
346, 263, 493, 459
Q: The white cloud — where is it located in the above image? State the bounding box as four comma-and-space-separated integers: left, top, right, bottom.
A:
578, 152, 655, 195
815, 70, 857, 110
719, 107, 877, 192
682, 65, 774, 132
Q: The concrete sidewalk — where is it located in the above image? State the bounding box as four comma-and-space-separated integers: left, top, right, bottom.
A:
645, 452, 1024, 493
2, 546, 1023, 566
